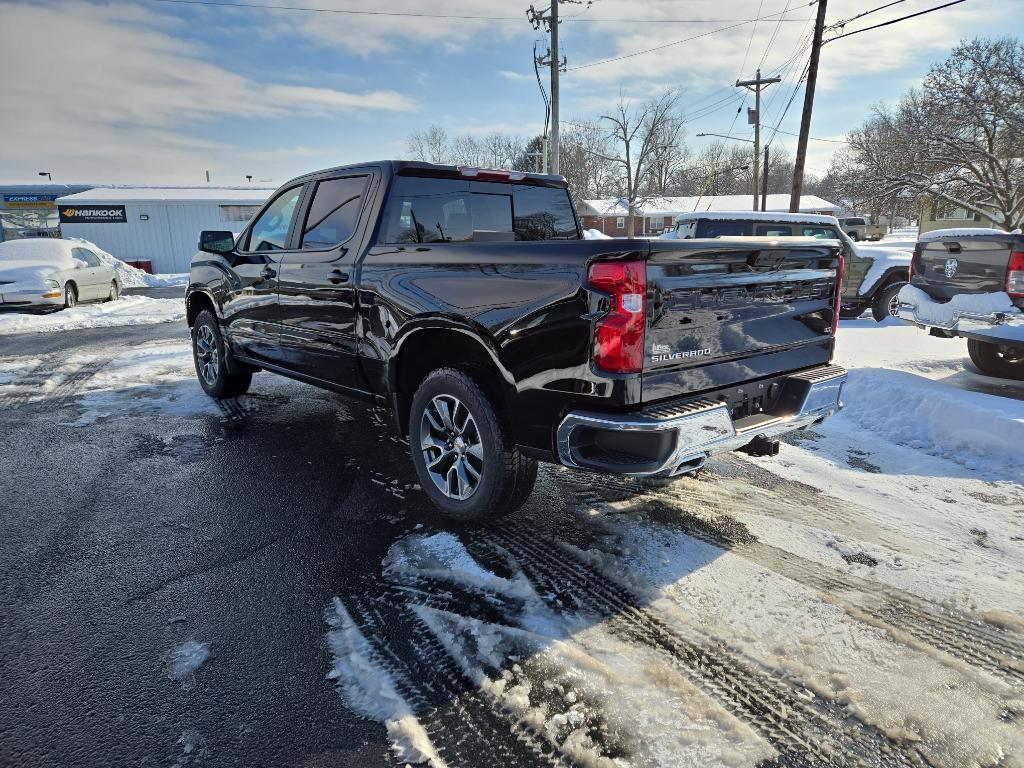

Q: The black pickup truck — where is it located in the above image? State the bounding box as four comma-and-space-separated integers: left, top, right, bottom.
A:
898, 229, 1024, 379
187, 161, 846, 519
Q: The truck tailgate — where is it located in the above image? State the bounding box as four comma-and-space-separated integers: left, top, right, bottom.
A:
643, 239, 839, 403
912, 233, 1022, 300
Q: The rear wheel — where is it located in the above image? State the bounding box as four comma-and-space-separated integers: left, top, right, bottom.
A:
105, 280, 120, 302
409, 368, 537, 521
871, 280, 907, 322
192, 309, 252, 398
967, 339, 1024, 380
64, 283, 78, 309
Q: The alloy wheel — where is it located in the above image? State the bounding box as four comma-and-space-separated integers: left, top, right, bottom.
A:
887, 292, 900, 316
195, 324, 220, 385
419, 394, 484, 500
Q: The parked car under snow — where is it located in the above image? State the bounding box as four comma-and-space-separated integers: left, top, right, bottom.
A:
0, 239, 121, 311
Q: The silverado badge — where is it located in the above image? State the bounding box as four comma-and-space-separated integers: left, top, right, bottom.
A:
944, 258, 959, 278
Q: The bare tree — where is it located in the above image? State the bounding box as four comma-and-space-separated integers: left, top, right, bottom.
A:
406, 125, 450, 164
559, 120, 617, 201
868, 38, 1024, 229
598, 90, 683, 236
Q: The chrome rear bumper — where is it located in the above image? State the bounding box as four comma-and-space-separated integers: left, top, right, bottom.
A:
556, 364, 846, 477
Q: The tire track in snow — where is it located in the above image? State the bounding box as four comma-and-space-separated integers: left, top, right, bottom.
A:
343, 591, 579, 768
0, 354, 68, 407
556, 470, 1024, 685
478, 526, 934, 768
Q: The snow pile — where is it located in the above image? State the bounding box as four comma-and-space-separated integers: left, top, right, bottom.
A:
838, 367, 1024, 478
325, 598, 444, 766
853, 245, 911, 294
583, 228, 611, 240
67, 238, 187, 287
0, 295, 184, 335
918, 227, 1009, 242
898, 284, 1020, 326
166, 640, 210, 690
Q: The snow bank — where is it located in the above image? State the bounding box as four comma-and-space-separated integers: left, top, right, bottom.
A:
918, 227, 1008, 242
325, 598, 446, 767
0, 295, 184, 335
67, 238, 187, 288
898, 284, 1020, 326
854, 245, 911, 294
583, 229, 611, 240
838, 367, 1024, 479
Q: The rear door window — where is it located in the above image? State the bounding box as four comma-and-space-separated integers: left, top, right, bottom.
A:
381, 177, 516, 244
512, 185, 579, 240
301, 176, 368, 249
695, 220, 749, 238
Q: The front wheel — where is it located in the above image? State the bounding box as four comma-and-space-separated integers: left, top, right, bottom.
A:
967, 339, 1024, 380
64, 283, 78, 309
409, 368, 537, 521
871, 280, 907, 322
192, 309, 252, 398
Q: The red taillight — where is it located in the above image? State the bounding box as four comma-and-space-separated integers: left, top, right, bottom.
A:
457, 166, 527, 181
589, 260, 646, 373
831, 253, 844, 336
1006, 251, 1024, 298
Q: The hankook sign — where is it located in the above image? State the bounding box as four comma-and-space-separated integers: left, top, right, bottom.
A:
59, 205, 127, 224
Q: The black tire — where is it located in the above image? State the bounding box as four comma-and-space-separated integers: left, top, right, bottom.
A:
848, 232, 860, 242
192, 309, 252, 398
409, 368, 537, 521
967, 339, 1024, 380
64, 283, 78, 309
871, 280, 907, 322
105, 280, 119, 302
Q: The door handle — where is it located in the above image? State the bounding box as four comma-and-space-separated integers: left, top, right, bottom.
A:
261, 266, 277, 279
328, 269, 349, 284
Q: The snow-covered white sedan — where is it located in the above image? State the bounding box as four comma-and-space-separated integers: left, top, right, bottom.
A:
0, 238, 121, 310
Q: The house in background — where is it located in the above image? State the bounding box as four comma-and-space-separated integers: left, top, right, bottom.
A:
578, 194, 841, 236
918, 195, 999, 235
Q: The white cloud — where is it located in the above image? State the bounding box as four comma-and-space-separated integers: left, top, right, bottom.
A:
499, 70, 534, 82
0, 1, 415, 182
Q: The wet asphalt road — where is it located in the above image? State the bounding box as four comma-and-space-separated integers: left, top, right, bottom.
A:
0, 319, 431, 768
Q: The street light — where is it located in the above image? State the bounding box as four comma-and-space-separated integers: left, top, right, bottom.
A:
693, 163, 750, 211
38, 171, 52, 181
696, 133, 754, 144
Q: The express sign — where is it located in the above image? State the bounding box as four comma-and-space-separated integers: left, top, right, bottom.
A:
59, 205, 127, 224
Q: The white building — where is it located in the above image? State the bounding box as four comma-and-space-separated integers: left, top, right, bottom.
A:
55, 187, 274, 273
579, 194, 840, 237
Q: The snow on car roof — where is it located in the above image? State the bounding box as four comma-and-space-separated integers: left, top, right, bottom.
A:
673, 210, 840, 225
0, 238, 78, 263
55, 187, 275, 204
917, 227, 1010, 242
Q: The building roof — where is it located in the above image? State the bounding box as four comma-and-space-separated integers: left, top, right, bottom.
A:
672, 210, 839, 225
580, 194, 839, 217
55, 187, 275, 204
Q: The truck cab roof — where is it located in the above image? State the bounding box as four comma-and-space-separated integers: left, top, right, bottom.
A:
672, 210, 841, 227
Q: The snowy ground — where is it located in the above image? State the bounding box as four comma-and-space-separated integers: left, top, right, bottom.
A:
0, 295, 184, 335
2, 316, 1022, 767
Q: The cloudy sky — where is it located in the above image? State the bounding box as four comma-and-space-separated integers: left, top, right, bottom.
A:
0, 0, 1018, 186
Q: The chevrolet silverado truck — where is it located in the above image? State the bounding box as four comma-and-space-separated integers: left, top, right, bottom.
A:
186, 162, 847, 520
661, 211, 910, 322
898, 228, 1024, 379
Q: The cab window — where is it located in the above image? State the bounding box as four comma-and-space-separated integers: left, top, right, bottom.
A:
380, 177, 515, 244
755, 225, 793, 236
799, 226, 840, 239
72, 247, 101, 267
247, 186, 302, 251
301, 176, 368, 249
695, 220, 749, 238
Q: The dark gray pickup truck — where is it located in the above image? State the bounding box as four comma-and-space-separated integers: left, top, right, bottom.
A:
898, 229, 1024, 379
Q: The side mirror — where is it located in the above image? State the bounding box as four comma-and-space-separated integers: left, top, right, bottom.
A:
199, 230, 235, 255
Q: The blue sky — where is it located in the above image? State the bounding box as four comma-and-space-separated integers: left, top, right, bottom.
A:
1, 0, 1020, 186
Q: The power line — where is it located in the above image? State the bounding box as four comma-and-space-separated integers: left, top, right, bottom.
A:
828, 0, 905, 30
772, 127, 847, 143
826, 0, 967, 42
142, 0, 809, 22
567, 7, 808, 70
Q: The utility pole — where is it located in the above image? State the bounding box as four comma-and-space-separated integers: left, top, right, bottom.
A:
736, 68, 780, 211
527, 4, 566, 175
550, 0, 559, 175
761, 145, 769, 212
790, 0, 828, 213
